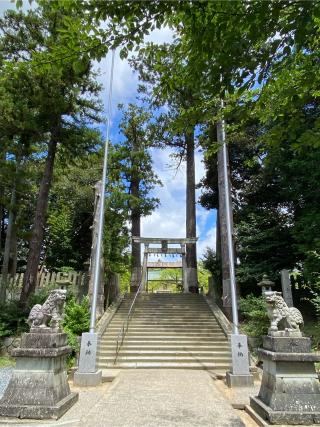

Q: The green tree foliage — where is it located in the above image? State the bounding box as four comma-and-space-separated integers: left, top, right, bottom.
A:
197, 262, 210, 293
109, 103, 161, 282
202, 248, 222, 291
45, 148, 132, 278
109, 104, 161, 217
0, 0, 317, 309
103, 188, 131, 278
45, 152, 102, 270
152, 268, 182, 293
0, 4, 103, 302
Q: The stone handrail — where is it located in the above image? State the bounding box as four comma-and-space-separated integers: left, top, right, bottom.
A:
204, 294, 260, 377
113, 281, 144, 364
204, 295, 233, 337
96, 294, 124, 336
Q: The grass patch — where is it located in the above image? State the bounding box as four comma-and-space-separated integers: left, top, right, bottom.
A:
0, 356, 15, 368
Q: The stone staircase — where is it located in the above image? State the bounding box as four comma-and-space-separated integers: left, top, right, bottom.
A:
97, 293, 231, 372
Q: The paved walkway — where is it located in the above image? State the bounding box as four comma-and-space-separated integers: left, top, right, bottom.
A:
0, 370, 246, 427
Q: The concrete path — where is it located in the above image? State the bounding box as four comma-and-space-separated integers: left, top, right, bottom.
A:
0, 370, 245, 427
80, 370, 245, 427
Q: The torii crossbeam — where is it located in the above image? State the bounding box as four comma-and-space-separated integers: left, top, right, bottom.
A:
132, 237, 198, 293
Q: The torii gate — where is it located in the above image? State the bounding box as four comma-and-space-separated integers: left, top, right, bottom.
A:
132, 237, 197, 293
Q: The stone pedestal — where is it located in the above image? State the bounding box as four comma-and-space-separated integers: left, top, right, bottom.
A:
0, 328, 78, 420
250, 334, 320, 425
73, 332, 102, 387
227, 334, 254, 387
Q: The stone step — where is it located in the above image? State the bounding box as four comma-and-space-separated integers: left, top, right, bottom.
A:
117, 307, 212, 311
101, 335, 227, 342
115, 313, 214, 318
108, 324, 222, 334
106, 322, 220, 328
121, 302, 209, 305
116, 306, 210, 311
103, 330, 226, 336
119, 303, 208, 306
114, 314, 212, 318
118, 308, 210, 312
100, 339, 230, 349
112, 313, 216, 317
99, 342, 230, 349
108, 329, 223, 334
129, 312, 211, 316
109, 322, 219, 326
99, 294, 230, 372
99, 350, 230, 357
112, 313, 214, 317
99, 355, 231, 363
108, 324, 221, 333
132, 303, 209, 306
111, 318, 214, 323
98, 362, 231, 370
115, 312, 211, 317
102, 336, 227, 343
130, 300, 209, 303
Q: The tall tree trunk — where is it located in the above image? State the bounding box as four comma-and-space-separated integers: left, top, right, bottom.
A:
130, 129, 141, 292
0, 206, 3, 256
216, 209, 221, 262
20, 133, 58, 304
0, 150, 5, 256
217, 124, 234, 319
185, 129, 198, 292
9, 224, 17, 278
0, 186, 16, 301
130, 180, 141, 292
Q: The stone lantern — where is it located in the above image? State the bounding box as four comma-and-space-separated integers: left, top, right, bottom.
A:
257, 274, 275, 295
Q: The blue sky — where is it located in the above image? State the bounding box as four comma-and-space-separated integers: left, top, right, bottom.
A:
0, 1, 217, 259
97, 30, 217, 260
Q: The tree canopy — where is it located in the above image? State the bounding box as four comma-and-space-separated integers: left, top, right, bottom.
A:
0, 0, 319, 312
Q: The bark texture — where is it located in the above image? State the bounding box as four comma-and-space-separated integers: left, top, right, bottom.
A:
0, 186, 16, 301
0, 204, 3, 255
129, 131, 141, 292
130, 179, 141, 292
20, 133, 58, 304
185, 130, 198, 291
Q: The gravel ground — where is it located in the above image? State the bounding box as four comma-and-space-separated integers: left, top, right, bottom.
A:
0, 367, 13, 399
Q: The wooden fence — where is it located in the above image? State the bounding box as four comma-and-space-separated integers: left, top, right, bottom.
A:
0, 270, 87, 301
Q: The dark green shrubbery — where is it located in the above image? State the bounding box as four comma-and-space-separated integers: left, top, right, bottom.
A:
0, 285, 57, 343
0, 287, 90, 370
62, 296, 90, 355
239, 294, 269, 343
0, 301, 29, 340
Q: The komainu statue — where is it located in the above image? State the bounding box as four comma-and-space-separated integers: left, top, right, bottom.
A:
27, 289, 67, 329
264, 290, 304, 333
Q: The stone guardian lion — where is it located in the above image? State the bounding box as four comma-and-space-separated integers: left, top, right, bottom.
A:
27, 289, 67, 329
264, 290, 303, 333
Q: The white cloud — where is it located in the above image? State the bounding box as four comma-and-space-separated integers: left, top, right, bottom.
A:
145, 26, 174, 44
97, 25, 174, 125
141, 147, 216, 259
197, 226, 217, 260
142, 148, 186, 240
